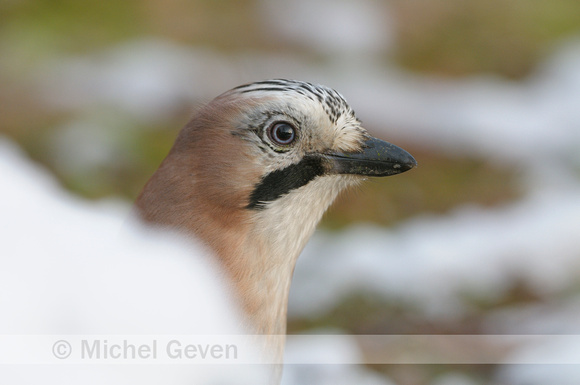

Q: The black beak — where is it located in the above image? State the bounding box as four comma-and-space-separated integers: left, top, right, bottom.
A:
325, 137, 417, 176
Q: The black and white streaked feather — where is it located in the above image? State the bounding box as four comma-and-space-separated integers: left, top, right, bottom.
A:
231, 79, 356, 125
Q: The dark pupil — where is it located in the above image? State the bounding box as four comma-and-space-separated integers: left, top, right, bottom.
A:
273, 123, 295, 144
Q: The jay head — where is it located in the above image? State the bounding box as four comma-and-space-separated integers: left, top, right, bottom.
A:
136, 79, 416, 337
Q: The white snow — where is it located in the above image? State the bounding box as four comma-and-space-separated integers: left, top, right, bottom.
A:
258, 0, 393, 56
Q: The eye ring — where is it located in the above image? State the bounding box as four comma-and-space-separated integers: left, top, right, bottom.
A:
267, 122, 297, 146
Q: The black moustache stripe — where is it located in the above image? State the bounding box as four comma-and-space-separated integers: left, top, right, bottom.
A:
247, 156, 326, 210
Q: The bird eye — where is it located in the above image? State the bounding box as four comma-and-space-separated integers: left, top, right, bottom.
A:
268, 122, 296, 146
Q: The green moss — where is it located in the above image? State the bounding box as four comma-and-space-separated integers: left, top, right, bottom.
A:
0, 0, 145, 66
390, 0, 580, 78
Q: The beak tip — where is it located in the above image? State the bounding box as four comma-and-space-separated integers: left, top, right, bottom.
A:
406, 155, 418, 170
386, 146, 417, 175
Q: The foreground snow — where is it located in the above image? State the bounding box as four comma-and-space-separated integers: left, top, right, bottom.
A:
0, 140, 269, 383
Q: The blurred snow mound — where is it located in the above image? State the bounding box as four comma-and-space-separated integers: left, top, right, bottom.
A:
0, 138, 239, 334
259, 0, 393, 56
37, 40, 238, 122
0, 138, 265, 383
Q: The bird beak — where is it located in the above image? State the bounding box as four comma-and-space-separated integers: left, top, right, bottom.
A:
325, 137, 417, 176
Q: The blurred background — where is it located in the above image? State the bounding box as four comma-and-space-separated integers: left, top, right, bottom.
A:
2, 0, 580, 384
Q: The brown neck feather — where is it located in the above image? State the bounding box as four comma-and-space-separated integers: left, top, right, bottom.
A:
135, 104, 291, 339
